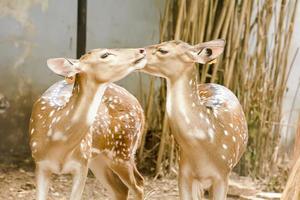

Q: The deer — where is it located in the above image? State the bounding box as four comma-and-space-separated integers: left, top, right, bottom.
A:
29, 47, 146, 200
141, 40, 248, 200
42, 64, 145, 200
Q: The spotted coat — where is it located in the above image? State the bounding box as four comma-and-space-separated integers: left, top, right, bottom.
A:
29, 80, 144, 163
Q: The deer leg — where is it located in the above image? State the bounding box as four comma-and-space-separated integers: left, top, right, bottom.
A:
90, 156, 129, 200
210, 176, 228, 200
178, 153, 194, 200
110, 160, 144, 200
35, 164, 51, 200
133, 163, 144, 188
178, 169, 194, 200
69, 163, 89, 200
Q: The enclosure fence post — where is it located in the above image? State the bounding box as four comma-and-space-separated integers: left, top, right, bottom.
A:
77, 0, 87, 58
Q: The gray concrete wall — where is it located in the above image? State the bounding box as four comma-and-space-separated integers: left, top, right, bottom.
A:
0, 0, 164, 159
0, 0, 77, 159
87, 0, 164, 98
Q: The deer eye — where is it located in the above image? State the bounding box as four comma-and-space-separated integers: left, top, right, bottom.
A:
158, 48, 169, 54
204, 48, 212, 56
100, 52, 110, 59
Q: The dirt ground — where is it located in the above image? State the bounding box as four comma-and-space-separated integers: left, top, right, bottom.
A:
0, 162, 178, 200
0, 161, 246, 200
0, 162, 179, 200
0, 160, 277, 200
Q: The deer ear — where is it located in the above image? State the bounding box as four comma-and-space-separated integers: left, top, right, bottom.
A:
47, 58, 81, 77
188, 39, 225, 64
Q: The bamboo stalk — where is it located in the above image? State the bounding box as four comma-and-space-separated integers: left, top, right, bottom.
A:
138, 77, 155, 161
155, 112, 169, 175
174, 0, 185, 40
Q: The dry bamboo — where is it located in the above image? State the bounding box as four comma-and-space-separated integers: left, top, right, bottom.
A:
137, 0, 299, 180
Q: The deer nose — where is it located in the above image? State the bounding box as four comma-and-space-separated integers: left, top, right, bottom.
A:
139, 48, 145, 54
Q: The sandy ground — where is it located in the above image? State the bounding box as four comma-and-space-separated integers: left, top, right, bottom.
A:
0, 162, 246, 200
0, 157, 195, 200
0, 155, 272, 200
0, 164, 179, 200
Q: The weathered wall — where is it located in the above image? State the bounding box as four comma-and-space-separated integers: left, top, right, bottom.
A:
0, 0, 77, 161
281, 2, 300, 149
0, 0, 164, 161
87, 0, 164, 98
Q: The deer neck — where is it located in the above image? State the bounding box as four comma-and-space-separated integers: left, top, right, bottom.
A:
166, 65, 207, 147
53, 74, 107, 153
71, 75, 107, 125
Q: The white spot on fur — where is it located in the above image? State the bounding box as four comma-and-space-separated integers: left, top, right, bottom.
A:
49, 110, 55, 117
52, 131, 67, 141
195, 130, 206, 140
208, 128, 214, 141
56, 116, 61, 122
213, 111, 218, 118
185, 116, 191, 124
224, 130, 229, 136
222, 144, 228, 150
47, 129, 53, 137
65, 125, 71, 131
31, 141, 37, 148
212, 124, 216, 129
129, 112, 135, 117
232, 136, 236, 142
205, 118, 210, 124
199, 112, 204, 119
52, 117, 57, 123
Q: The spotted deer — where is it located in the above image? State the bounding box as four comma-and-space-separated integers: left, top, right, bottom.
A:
44, 67, 145, 200
142, 40, 248, 199
29, 48, 146, 200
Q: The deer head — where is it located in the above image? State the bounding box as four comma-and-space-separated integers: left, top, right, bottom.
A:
47, 48, 146, 83
142, 40, 225, 79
